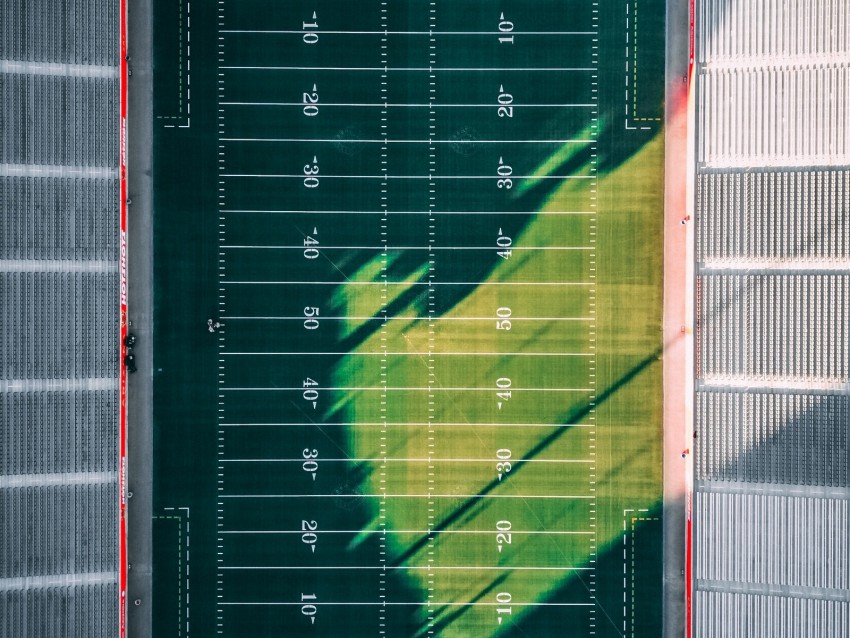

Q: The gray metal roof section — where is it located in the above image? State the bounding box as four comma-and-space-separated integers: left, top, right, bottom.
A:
0, 0, 120, 635
693, 0, 850, 635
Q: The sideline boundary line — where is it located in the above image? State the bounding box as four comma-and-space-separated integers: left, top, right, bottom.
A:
118, 0, 129, 634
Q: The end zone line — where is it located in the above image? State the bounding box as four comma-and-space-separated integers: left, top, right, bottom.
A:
219, 457, 594, 463
219, 351, 594, 356
220, 214, 596, 216
219, 494, 594, 499
220, 565, 591, 571
219, 316, 594, 321
220, 529, 594, 535
221, 281, 595, 286
219, 601, 594, 607
221, 30, 597, 35
221, 65, 596, 72
222, 173, 593, 180
221, 245, 595, 251
221, 102, 596, 108
219, 422, 595, 428
220, 138, 594, 144
220, 386, 594, 392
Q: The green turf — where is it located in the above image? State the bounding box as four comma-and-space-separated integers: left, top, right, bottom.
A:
151, 1, 666, 636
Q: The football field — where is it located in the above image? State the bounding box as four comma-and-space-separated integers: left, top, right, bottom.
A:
151, 1, 666, 636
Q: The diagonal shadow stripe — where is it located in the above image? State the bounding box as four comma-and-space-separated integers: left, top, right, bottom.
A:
391, 345, 664, 568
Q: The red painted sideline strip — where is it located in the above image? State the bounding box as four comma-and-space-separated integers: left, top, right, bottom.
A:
118, 0, 129, 634
686, 1, 695, 635
686, 491, 693, 638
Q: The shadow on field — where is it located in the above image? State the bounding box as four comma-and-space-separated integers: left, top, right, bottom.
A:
508, 503, 663, 638
392, 343, 665, 569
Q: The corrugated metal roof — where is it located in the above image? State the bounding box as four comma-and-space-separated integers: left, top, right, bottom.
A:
0, 0, 120, 635
693, 0, 850, 635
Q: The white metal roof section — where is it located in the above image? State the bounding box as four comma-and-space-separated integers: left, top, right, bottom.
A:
692, 0, 850, 636
0, 59, 119, 79
696, 0, 850, 169
0, 0, 120, 636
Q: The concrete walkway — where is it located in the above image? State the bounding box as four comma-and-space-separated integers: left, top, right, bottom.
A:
662, 0, 692, 636
126, 0, 154, 634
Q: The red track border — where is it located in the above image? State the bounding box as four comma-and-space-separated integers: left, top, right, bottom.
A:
118, 0, 129, 634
